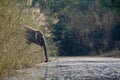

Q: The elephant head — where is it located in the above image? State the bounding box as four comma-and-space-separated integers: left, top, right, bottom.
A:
25, 27, 48, 62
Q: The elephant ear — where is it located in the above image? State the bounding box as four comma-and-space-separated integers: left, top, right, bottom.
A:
25, 27, 45, 47
25, 27, 36, 44
35, 31, 45, 47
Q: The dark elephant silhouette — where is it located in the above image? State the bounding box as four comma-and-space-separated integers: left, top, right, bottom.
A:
25, 27, 48, 62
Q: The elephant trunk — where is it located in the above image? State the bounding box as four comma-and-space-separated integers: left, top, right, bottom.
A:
42, 40, 48, 62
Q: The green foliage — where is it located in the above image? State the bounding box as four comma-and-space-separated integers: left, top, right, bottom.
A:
32, 0, 120, 56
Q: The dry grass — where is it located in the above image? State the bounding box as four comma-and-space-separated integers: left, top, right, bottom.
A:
100, 49, 120, 57
0, 0, 49, 76
0, 27, 45, 75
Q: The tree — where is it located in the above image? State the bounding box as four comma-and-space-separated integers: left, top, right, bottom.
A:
31, 0, 120, 56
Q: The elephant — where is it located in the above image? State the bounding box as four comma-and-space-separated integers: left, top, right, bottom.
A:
25, 27, 48, 62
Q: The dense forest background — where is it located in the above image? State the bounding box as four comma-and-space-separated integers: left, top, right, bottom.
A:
0, 0, 120, 76
32, 0, 120, 56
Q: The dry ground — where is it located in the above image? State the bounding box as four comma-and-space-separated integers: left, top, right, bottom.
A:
1, 57, 120, 80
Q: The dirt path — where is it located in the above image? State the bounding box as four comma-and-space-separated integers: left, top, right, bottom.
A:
1, 57, 120, 80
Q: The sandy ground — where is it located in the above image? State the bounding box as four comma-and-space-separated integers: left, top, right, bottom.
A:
1, 57, 120, 80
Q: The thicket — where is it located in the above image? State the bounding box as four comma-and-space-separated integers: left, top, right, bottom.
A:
0, 0, 54, 75
32, 0, 120, 56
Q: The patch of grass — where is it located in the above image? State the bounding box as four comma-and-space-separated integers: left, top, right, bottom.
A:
100, 49, 120, 57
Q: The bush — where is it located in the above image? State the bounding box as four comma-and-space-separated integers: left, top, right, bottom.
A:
0, 0, 50, 75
